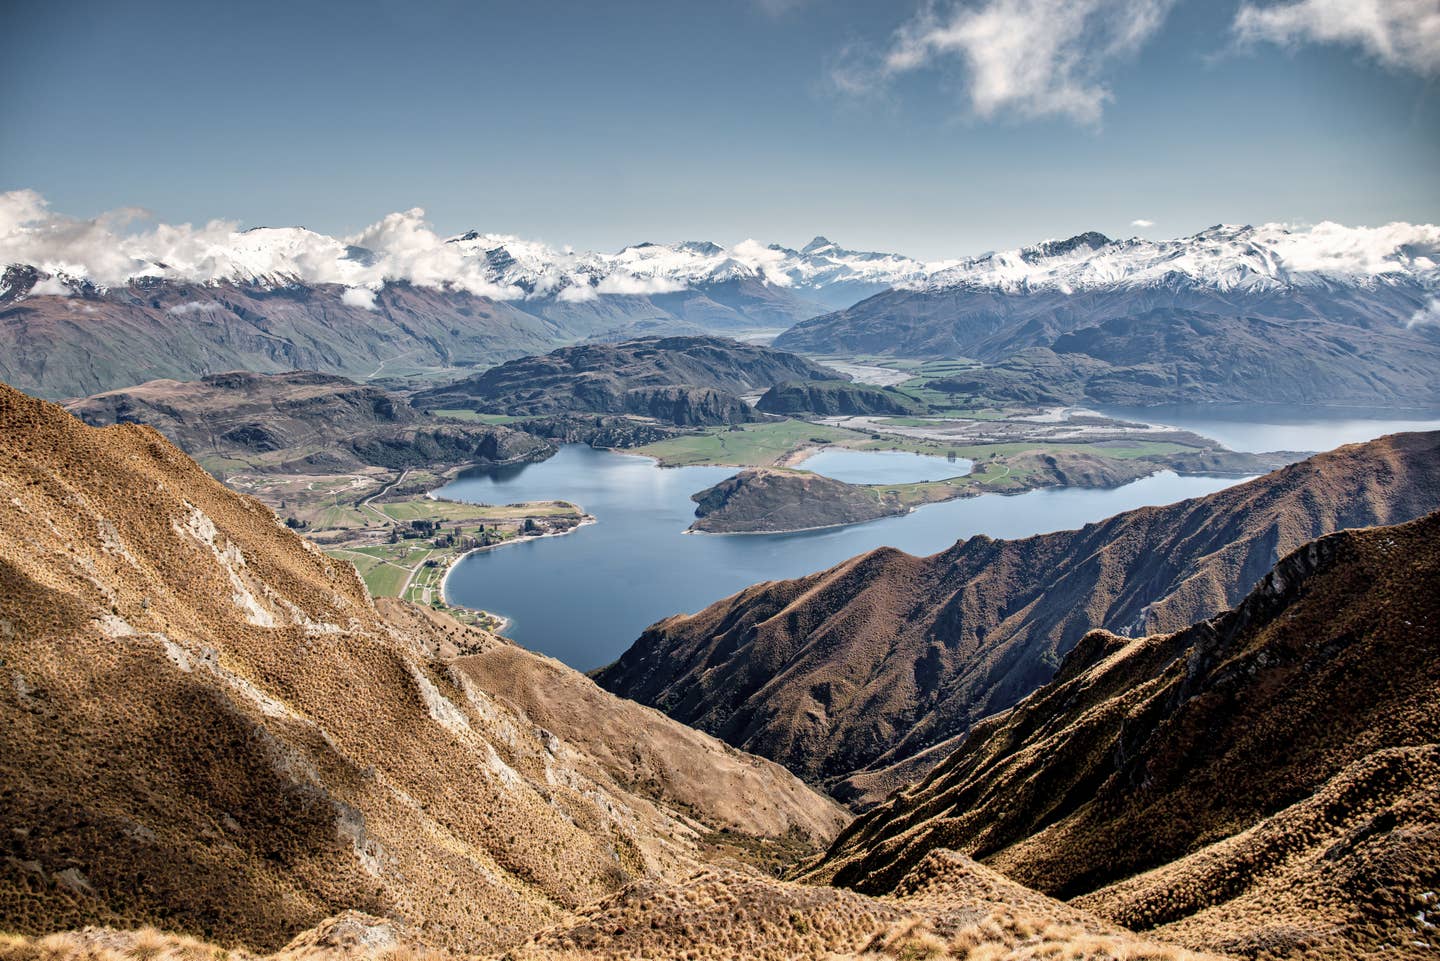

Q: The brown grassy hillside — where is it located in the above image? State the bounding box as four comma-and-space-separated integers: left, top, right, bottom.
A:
1, 852, 1229, 961
808, 513, 1440, 959
596, 432, 1440, 800
0, 381, 842, 954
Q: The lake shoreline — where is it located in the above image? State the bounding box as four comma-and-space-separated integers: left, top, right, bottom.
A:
436, 512, 597, 634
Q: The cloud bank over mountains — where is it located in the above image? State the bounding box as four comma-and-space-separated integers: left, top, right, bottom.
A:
2, 189, 1437, 303
0, 189, 928, 301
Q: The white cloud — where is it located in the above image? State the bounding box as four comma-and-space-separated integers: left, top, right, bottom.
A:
340, 286, 378, 310
730, 238, 797, 285
1234, 0, 1440, 74
594, 274, 685, 296
165, 301, 212, 315
0, 191, 523, 299
556, 283, 597, 302
1131, 218, 1156, 228
1410, 297, 1440, 327
28, 275, 72, 297
1267, 220, 1440, 275
840, 0, 1176, 124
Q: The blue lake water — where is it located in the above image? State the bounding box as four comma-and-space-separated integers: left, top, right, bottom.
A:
798, 448, 973, 484
1093, 404, 1440, 453
439, 445, 1247, 671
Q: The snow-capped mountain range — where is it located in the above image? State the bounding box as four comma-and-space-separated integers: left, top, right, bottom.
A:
4, 190, 1436, 309
0, 191, 935, 307
907, 222, 1440, 295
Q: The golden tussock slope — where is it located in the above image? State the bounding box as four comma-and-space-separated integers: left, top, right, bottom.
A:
0, 381, 841, 954
1, 852, 1230, 961
808, 512, 1440, 959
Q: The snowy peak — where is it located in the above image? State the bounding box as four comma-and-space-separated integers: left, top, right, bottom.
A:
914, 222, 1440, 295
1, 190, 1435, 305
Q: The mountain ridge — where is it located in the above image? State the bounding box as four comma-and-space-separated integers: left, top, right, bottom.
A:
0, 379, 844, 952
804, 511, 1440, 959
595, 431, 1440, 801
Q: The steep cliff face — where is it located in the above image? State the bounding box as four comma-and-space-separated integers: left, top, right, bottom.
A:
0, 382, 844, 954
621, 385, 761, 426
756, 381, 923, 417
807, 512, 1440, 960
596, 432, 1440, 797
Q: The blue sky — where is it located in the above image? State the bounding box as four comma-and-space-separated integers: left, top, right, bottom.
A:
3, 0, 1436, 258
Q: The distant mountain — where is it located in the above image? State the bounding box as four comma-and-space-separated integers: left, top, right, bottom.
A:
442, 231, 934, 312
0, 201, 938, 398
0, 380, 845, 952
806, 511, 1440, 960
595, 432, 1440, 802
411, 335, 843, 426
0, 267, 567, 400
775, 223, 1440, 407
66, 370, 552, 472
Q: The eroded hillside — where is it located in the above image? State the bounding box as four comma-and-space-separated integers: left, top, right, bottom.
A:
0, 382, 843, 953
807, 513, 1440, 959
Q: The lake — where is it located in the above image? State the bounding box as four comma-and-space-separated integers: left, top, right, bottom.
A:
439, 445, 1247, 671
794, 448, 973, 484
1093, 404, 1440, 453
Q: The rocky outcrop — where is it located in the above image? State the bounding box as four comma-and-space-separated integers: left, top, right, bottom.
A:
519, 413, 684, 449
756, 381, 923, 417
806, 512, 1440, 960
595, 431, 1440, 797
689, 469, 906, 533
622, 385, 761, 426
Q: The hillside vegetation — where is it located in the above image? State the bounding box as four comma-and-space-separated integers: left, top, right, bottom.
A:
411, 336, 842, 426
0, 382, 843, 953
66, 371, 551, 475
596, 432, 1440, 799
808, 513, 1440, 959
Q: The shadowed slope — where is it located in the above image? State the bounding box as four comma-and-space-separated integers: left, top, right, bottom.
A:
66, 371, 552, 473
596, 432, 1440, 798
808, 513, 1440, 959
410, 335, 841, 422
0, 381, 842, 953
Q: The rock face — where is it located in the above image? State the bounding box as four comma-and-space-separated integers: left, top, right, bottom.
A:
410, 335, 843, 424
621, 385, 761, 427
689, 469, 906, 534
756, 381, 923, 417
595, 431, 1440, 798
806, 512, 1440, 960
0, 382, 845, 953
66, 370, 553, 472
